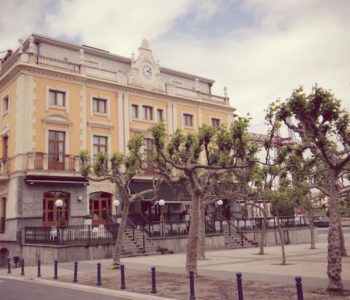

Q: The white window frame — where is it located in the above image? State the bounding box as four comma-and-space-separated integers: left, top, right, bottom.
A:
46, 86, 70, 113
182, 112, 195, 129
90, 133, 111, 159
90, 94, 110, 120
142, 105, 154, 121
131, 104, 139, 120
157, 108, 164, 122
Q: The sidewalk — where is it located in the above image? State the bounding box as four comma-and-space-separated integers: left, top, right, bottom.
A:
1, 242, 350, 299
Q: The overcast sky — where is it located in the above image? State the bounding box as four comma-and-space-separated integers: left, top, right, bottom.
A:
1, 0, 349, 133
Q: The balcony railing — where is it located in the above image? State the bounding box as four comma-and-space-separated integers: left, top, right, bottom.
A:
27, 152, 80, 172
24, 224, 118, 245
36, 55, 80, 73
1, 50, 229, 106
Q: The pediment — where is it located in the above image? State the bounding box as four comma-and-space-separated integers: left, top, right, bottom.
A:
42, 114, 72, 126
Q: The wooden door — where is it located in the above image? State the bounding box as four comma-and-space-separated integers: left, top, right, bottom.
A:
89, 193, 112, 225
48, 130, 65, 170
43, 197, 69, 227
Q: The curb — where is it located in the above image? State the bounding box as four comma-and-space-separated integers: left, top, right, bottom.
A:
0, 275, 175, 300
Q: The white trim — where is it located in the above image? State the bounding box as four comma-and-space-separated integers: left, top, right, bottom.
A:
123, 93, 130, 154
182, 112, 195, 129
141, 105, 156, 123
80, 85, 87, 150
46, 86, 70, 113
90, 94, 111, 120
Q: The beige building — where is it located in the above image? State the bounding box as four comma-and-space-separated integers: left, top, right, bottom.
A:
0, 34, 235, 264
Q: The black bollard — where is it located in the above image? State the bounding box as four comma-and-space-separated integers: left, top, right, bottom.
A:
151, 267, 157, 294
96, 263, 102, 286
7, 258, 11, 274
120, 264, 126, 289
37, 259, 41, 277
53, 260, 58, 280
295, 276, 304, 300
21, 259, 25, 276
189, 271, 196, 300
73, 262, 78, 283
236, 273, 243, 300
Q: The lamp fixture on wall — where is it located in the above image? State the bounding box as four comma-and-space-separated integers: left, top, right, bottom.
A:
77, 195, 83, 202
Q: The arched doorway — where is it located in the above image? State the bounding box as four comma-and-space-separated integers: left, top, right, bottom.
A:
89, 192, 112, 225
42, 191, 70, 227
0, 248, 9, 267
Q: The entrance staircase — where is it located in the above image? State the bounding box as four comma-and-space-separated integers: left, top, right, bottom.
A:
222, 221, 258, 249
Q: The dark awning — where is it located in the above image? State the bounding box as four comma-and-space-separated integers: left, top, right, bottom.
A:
130, 179, 190, 203
25, 175, 89, 185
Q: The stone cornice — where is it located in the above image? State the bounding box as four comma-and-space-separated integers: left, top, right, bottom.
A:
2, 63, 236, 113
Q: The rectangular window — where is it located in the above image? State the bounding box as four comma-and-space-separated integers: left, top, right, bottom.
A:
131, 104, 139, 119
157, 109, 164, 122
2, 96, 9, 114
144, 138, 153, 162
143, 106, 153, 121
211, 118, 221, 128
2, 136, 8, 159
0, 197, 6, 233
93, 98, 107, 114
93, 135, 108, 156
183, 113, 194, 127
49, 90, 66, 107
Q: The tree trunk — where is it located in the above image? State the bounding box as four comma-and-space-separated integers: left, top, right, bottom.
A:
197, 204, 206, 260
112, 197, 130, 269
259, 215, 267, 255
309, 210, 316, 250
327, 177, 343, 291
275, 209, 286, 265
186, 193, 200, 275
339, 221, 348, 257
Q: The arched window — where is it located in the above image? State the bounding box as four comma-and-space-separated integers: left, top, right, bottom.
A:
42, 191, 70, 227
89, 192, 112, 225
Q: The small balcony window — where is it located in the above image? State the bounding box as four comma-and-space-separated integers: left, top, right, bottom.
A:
157, 109, 164, 122
2, 95, 9, 115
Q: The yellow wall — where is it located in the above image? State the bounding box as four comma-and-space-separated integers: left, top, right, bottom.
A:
202, 109, 228, 126
177, 104, 198, 132
129, 94, 167, 132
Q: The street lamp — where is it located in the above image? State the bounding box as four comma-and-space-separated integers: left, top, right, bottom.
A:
55, 199, 63, 226
113, 199, 121, 224
158, 199, 165, 237
216, 200, 223, 232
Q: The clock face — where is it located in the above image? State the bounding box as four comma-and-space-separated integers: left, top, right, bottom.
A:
142, 64, 153, 78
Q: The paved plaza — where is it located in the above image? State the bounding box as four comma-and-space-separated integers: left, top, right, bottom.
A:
1, 240, 350, 299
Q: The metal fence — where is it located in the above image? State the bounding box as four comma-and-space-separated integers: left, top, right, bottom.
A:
24, 224, 118, 245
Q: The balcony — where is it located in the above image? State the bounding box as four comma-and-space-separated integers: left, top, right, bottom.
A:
26, 152, 80, 173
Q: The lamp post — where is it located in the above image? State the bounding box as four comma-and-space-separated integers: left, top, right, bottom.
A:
55, 199, 64, 226
158, 199, 165, 237
113, 199, 121, 224
216, 200, 223, 232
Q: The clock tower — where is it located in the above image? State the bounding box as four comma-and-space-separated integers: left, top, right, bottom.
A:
127, 39, 165, 91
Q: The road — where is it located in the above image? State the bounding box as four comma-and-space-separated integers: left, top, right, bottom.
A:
0, 278, 134, 300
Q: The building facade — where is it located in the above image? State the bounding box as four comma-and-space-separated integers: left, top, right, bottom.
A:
0, 34, 235, 263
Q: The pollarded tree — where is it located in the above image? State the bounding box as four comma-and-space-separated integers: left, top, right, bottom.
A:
80, 135, 162, 268
269, 85, 350, 291
151, 120, 259, 274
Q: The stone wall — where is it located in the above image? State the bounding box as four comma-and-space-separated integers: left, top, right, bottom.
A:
243, 227, 313, 246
